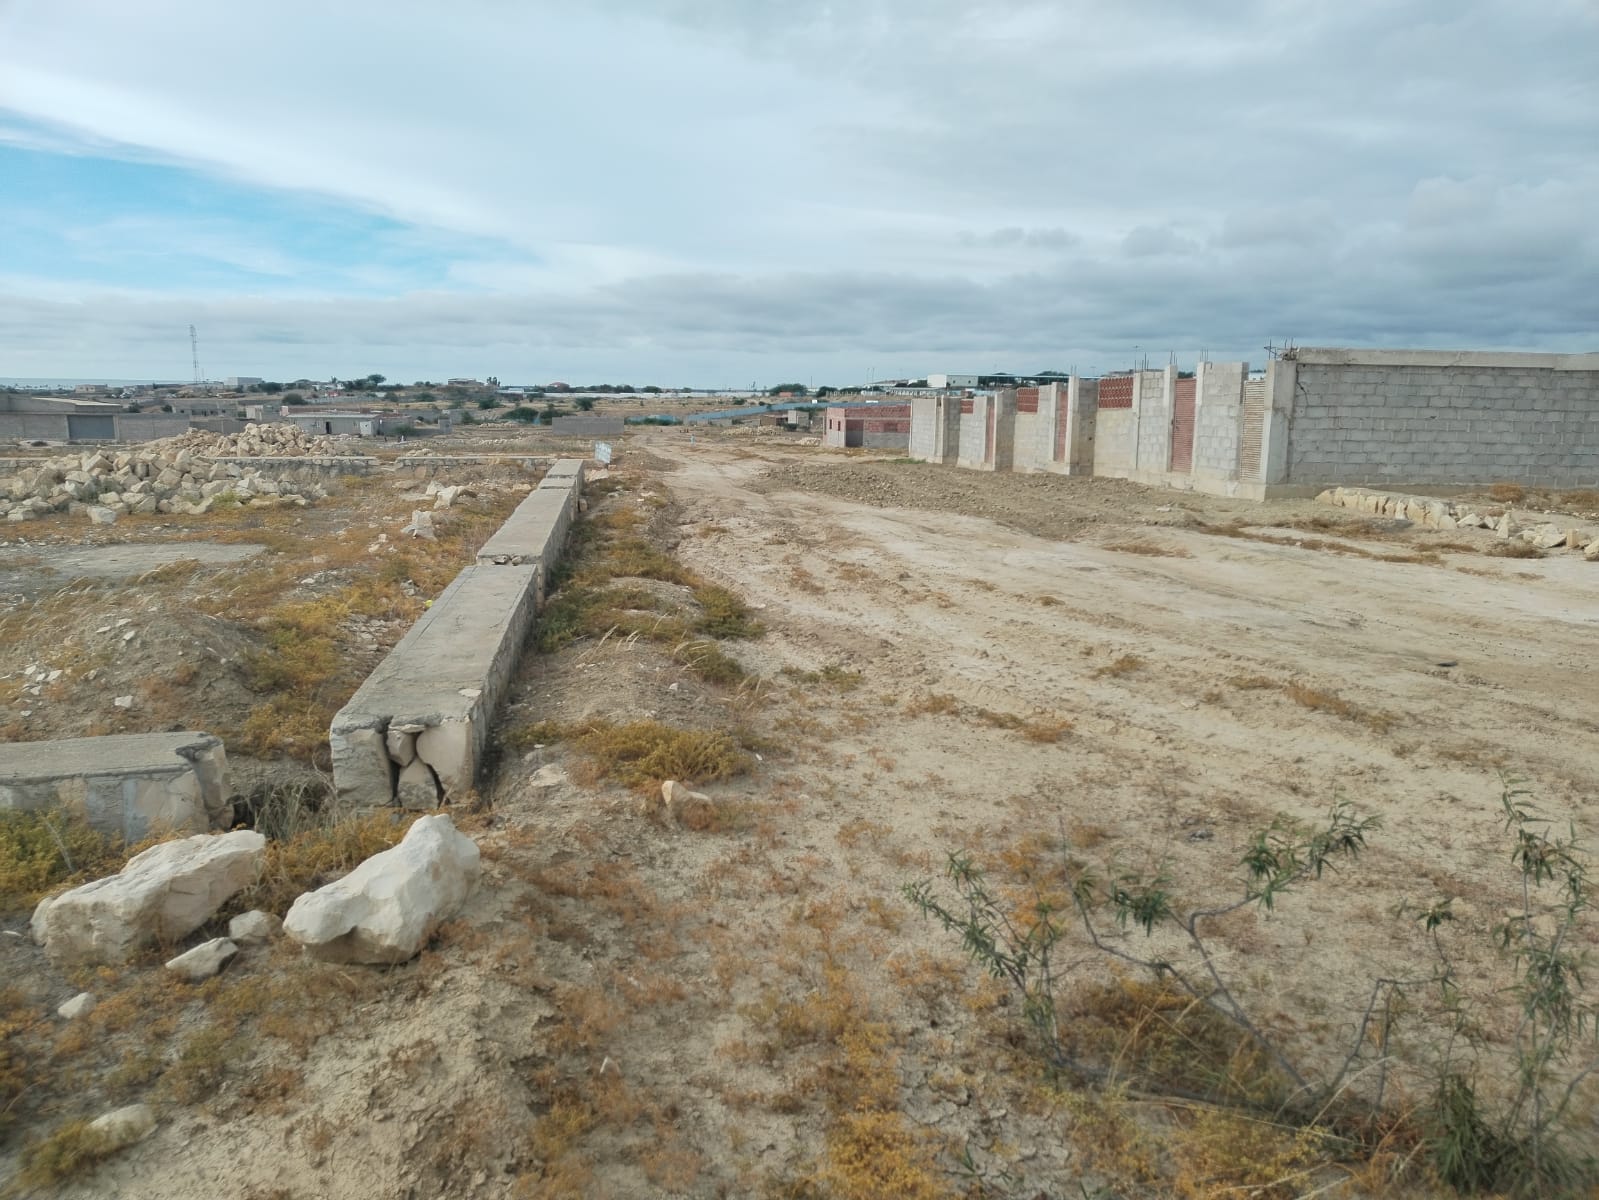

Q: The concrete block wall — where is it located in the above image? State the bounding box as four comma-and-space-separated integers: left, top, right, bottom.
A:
1277, 350, 1599, 488
909, 396, 963, 464
1193, 362, 1247, 483
956, 398, 989, 469
1092, 383, 1139, 474
0, 733, 231, 841
1133, 368, 1174, 472
330, 459, 587, 809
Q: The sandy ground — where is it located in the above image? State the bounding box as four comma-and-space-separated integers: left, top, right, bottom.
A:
19, 430, 1599, 1198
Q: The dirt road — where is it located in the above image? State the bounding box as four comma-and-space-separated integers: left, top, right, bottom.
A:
44, 433, 1599, 1199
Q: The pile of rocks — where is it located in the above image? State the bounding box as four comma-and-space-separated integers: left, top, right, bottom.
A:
31, 815, 479, 970
1317, 487, 1599, 560
1, 445, 327, 524
156, 423, 349, 458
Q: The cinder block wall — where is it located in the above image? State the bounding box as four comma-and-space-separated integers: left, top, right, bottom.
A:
956, 398, 988, 469
1092, 375, 1138, 474
1193, 362, 1246, 482
1282, 350, 1599, 487
1134, 369, 1173, 471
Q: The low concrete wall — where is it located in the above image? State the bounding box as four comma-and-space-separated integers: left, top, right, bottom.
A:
0, 733, 230, 841
476, 464, 584, 603
329, 458, 586, 808
908, 396, 962, 464
329, 564, 541, 809
210, 456, 377, 479
395, 454, 548, 477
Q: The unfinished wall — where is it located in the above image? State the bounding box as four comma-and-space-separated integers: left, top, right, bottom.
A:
1133, 369, 1174, 473
908, 396, 962, 464
1092, 375, 1138, 474
1276, 349, 1599, 488
330, 459, 586, 809
955, 397, 988, 469
1193, 361, 1247, 484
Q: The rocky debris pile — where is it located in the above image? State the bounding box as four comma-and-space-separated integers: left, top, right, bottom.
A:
0, 445, 327, 523
1318, 487, 1599, 560
155, 422, 349, 458
31, 830, 266, 967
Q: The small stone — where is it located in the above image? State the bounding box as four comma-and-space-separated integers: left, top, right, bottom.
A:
228, 910, 282, 944
112, 695, 134, 709
87, 505, 118, 526
57, 992, 97, 1019
165, 937, 239, 982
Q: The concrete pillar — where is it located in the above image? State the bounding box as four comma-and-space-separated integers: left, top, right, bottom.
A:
1259, 358, 1298, 485
990, 390, 1017, 472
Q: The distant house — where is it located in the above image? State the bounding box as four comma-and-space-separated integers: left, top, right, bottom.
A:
226, 377, 263, 390
446, 378, 483, 388
823, 403, 912, 449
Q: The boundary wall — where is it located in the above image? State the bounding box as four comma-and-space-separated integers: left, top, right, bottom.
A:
908, 347, 1599, 497
1269, 349, 1599, 490
329, 458, 587, 809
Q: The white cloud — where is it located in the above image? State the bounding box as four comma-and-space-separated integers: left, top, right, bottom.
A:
0, 0, 1595, 379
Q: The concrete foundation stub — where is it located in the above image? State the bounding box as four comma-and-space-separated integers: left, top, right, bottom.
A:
0, 732, 232, 840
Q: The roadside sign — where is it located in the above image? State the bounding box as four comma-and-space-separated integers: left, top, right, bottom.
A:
594, 441, 613, 464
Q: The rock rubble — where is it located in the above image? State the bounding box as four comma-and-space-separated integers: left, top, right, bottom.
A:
0, 434, 331, 523
1317, 487, 1599, 558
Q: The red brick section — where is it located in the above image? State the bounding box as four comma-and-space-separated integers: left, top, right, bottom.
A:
1170, 376, 1196, 473
1016, 387, 1040, 414
1097, 375, 1134, 409
960, 398, 975, 415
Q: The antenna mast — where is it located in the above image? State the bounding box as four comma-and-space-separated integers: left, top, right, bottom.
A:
189, 325, 201, 384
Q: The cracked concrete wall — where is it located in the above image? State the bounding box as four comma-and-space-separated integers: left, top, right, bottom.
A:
330, 459, 586, 809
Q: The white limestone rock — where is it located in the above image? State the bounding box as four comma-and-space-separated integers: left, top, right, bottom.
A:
57, 992, 97, 1020
282, 814, 479, 964
32, 830, 265, 967
88, 1103, 156, 1150
228, 910, 282, 943
165, 937, 239, 981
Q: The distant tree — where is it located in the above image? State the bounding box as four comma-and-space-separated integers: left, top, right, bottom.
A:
642, 385, 663, 394
260, 381, 284, 394
815, 386, 836, 398
160, 403, 173, 412
366, 373, 385, 387
506, 406, 541, 424
730, 397, 748, 406
416, 391, 437, 404
487, 376, 499, 388
574, 396, 595, 411
124, 403, 140, 413
767, 383, 808, 397
476, 397, 501, 410
282, 392, 307, 406
540, 401, 561, 424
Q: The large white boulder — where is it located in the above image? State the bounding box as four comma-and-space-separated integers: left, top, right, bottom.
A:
31, 831, 265, 967
282, 815, 479, 964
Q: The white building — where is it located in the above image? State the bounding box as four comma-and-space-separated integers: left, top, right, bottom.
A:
926, 373, 979, 390
226, 376, 264, 389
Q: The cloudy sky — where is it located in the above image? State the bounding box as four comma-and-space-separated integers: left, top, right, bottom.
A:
1, 0, 1595, 385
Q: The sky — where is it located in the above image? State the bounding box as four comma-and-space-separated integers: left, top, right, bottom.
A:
0, 0, 1595, 386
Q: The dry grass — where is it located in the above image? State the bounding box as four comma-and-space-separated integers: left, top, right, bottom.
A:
1095, 653, 1146, 679
0, 808, 126, 913
519, 719, 753, 789
1103, 538, 1192, 558
1485, 540, 1544, 559
1487, 482, 1526, 503
1282, 681, 1395, 734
